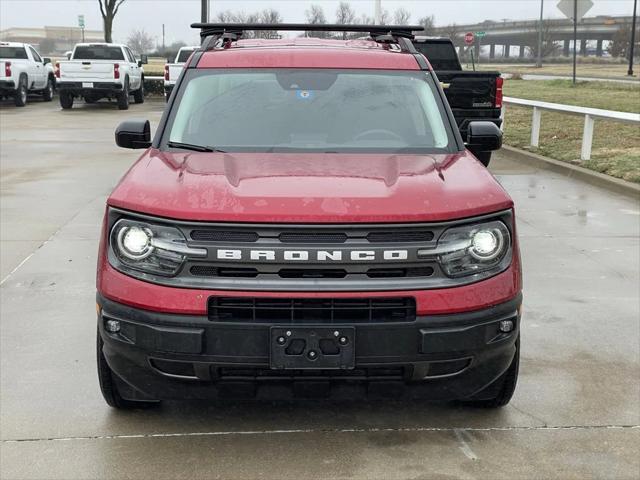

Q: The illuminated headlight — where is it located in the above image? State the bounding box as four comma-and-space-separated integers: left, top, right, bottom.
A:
419, 220, 511, 278
110, 219, 206, 277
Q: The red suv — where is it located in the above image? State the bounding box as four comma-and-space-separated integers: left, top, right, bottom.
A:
96, 24, 521, 409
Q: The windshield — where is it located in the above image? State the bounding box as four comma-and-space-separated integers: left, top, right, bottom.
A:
176, 49, 196, 63
165, 69, 454, 153
73, 46, 124, 60
0, 46, 27, 59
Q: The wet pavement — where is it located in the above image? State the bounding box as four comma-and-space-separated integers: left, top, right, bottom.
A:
1, 98, 639, 479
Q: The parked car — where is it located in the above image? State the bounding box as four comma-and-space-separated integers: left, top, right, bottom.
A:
97, 23, 520, 410
164, 46, 199, 101
0, 42, 55, 106
412, 37, 503, 166
55, 43, 146, 110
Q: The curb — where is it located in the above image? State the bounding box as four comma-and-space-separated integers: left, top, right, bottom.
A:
501, 145, 640, 199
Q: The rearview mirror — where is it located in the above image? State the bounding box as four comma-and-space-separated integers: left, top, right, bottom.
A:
115, 119, 151, 149
466, 121, 502, 152
43, 57, 51, 65
139, 54, 148, 64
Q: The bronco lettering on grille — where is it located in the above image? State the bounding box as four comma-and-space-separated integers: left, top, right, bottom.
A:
215, 249, 409, 262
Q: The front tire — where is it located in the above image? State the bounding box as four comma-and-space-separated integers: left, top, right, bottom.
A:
59, 91, 73, 109
462, 337, 519, 408
42, 76, 54, 101
14, 75, 27, 107
133, 78, 144, 104
117, 79, 129, 110
97, 331, 159, 410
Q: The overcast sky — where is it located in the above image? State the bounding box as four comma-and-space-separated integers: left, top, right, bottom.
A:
1, 0, 634, 46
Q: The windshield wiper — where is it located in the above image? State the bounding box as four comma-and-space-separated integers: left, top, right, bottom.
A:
167, 141, 225, 153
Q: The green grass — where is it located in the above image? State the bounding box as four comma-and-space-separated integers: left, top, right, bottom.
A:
472, 62, 632, 79
502, 80, 640, 183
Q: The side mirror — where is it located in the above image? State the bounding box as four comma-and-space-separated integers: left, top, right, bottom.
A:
139, 54, 148, 65
43, 57, 51, 65
115, 119, 151, 149
466, 121, 502, 152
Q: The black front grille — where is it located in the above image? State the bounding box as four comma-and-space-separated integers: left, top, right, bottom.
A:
208, 297, 416, 323
190, 265, 258, 278
190, 230, 259, 242
366, 230, 434, 243
279, 232, 348, 243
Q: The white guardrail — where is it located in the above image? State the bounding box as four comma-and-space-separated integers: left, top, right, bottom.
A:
502, 97, 640, 161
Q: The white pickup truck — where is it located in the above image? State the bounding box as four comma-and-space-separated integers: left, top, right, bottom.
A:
163, 46, 198, 101
0, 42, 55, 106
56, 43, 146, 110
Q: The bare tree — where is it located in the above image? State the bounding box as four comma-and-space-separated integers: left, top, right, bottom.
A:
127, 29, 153, 56
335, 2, 356, 39
418, 15, 436, 36
357, 13, 374, 25
255, 8, 281, 38
608, 24, 640, 58
442, 23, 461, 46
98, 0, 126, 43
393, 8, 411, 25
525, 21, 560, 59
305, 4, 328, 38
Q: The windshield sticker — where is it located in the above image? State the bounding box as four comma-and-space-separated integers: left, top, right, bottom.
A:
295, 90, 314, 100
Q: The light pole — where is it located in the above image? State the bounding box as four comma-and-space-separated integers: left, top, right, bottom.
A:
572, 0, 577, 84
629, 0, 637, 76
375, 0, 381, 23
536, 0, 544, 67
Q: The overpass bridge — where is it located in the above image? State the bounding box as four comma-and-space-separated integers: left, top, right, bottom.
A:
433, 15, 634, 58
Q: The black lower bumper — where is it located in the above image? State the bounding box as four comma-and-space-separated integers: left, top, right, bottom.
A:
0, 80, 16, 95
97, 293, 521, 401
57, 82, 122, 96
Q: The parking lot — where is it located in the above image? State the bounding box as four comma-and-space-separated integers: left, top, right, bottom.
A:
0, 98, 638, 479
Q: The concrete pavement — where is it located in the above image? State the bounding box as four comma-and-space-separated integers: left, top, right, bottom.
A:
1, 98, 638, 479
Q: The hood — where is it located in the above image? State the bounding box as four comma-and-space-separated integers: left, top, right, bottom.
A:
107, 149, 513, 223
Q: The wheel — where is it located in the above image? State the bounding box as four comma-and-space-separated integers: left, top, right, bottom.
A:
133, 78, 144, 104
14, 75, 27, 107
97, 331, 159, 409
42, 76, 54, 101
59, 91, 73, 109
461, 337, 519, 408
117, 78, 129, 110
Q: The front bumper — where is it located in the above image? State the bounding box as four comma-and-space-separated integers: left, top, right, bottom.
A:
57, 81, 122, 96
97, 293, 521, 401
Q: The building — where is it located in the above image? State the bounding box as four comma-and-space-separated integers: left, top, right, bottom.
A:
0, 26, 104, 54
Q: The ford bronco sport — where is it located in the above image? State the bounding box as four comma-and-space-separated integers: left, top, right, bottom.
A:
97, 24, 521, 409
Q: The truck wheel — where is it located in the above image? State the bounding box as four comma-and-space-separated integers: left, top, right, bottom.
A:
59, 91, 73, 109
461, 337, 519, 408
42, 76, 54, 102
133, 78, 144, 104
14, 75, 28, 107
117, 79, 129, 110
97, 331, 159, 409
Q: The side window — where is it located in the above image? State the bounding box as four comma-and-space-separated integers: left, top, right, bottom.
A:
29, 47, 42, 63
126, 48, 136, 64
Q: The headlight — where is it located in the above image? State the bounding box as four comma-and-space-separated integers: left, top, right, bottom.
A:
110, 219, 206, 277
419, 220, 511, 278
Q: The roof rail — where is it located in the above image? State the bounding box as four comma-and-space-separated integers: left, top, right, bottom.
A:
191, 23, 424, 52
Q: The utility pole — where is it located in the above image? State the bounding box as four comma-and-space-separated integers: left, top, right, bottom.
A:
201, 0, 208, 23
629, 0, 638, 76
572, 0, 577, 84
162, 24, 165, 52
536, 0, 544, 67
374, 0, 381, 23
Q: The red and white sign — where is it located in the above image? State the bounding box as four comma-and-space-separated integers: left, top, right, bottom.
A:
464, 32, 475, 46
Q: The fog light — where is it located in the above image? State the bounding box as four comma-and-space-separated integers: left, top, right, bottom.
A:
105, 319, 121, 333
499, 319, 514, 333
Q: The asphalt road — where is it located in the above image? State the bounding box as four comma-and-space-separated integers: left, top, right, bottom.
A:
1, 97, 639, 480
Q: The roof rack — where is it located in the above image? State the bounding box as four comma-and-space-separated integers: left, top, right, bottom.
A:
191, 23, 424, 52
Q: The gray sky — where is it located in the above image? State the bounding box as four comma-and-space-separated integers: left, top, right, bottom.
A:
1, 0, 634, 46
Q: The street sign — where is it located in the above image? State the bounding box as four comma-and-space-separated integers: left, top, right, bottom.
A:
464, 32, 475, 46
557, 0, 593, 20
78, 14, 85, 28
475, 31, 486, 38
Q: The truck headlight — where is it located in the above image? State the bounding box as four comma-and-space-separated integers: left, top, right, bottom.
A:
110, 219, 206, 277
419, 220, 511, 278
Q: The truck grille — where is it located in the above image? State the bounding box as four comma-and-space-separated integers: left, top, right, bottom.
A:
208, 297, 416, 323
